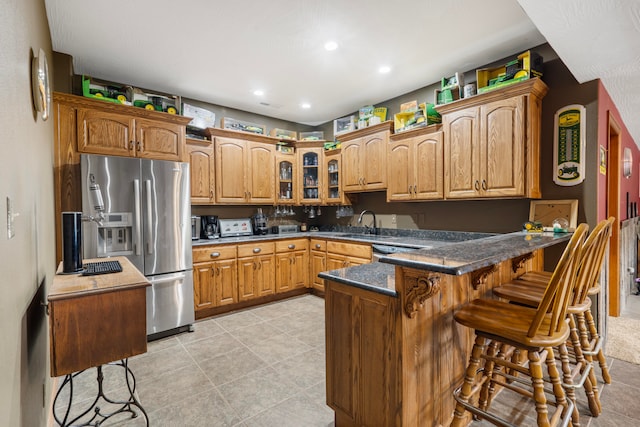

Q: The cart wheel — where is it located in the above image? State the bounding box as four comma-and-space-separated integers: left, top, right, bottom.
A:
144, 103, 155, 111
116, 94, 127, 103
166, 106, 177, 115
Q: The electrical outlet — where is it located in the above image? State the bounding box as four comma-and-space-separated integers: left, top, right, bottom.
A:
391, 214, 397, 225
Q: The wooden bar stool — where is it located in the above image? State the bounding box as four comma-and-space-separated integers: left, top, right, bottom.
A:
518, 221, 615, 384
497, 218, 614, 382
451, 223, 588, 427
492, 218, 614, 417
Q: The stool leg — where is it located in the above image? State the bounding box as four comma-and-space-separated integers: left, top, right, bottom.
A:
569, 314, 601, 416
452, 334, 488, 427
556, 343, 581, 427
479, 340, 500, 412
584, 310, 611, 384
529, 349, 553, 427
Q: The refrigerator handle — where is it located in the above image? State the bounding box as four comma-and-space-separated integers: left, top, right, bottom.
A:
145, 179, 153, 255
133, 179, 142, 256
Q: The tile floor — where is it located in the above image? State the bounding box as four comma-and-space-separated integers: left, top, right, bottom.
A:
53, 294, 640, 426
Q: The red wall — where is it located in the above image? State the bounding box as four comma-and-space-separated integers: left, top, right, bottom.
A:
597, 82, 639, 222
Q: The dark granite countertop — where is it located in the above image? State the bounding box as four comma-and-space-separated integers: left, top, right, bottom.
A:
319, 231, 571, 297
318, 262, 397, 297
378, 231, 571, 275
191, 228, 492, 249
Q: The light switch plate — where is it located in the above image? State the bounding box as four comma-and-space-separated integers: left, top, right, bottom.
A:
7, 197, 15, 239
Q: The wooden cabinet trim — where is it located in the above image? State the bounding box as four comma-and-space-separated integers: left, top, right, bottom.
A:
336, 121, 394, 142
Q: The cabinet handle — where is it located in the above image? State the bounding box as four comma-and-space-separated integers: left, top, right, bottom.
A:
474, 180, 480, 191
216, 267, 221, 276
210, 252, 220, 258
481, 179, 487, 191
253, 247, 261, 253
210, 190, 214, 199
292, 257, 296, 264
258, 261, 262, 270
253, 261, 257, 270
408, 185, 412, 194
129, 140, 135, 150
136, 141, 141, 151
288, 244, 295, 249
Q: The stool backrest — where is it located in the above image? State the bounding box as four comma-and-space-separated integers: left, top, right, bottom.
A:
528, 223, 588, 338
571, 217, 615, 306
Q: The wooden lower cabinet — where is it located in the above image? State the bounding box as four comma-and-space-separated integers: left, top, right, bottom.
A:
310, 239, 327, 291
275, 239, 309, 293
326, 240, 372, 270
237, 242, 276, 301
193, 245, 238, 314
325, 282, 398, 426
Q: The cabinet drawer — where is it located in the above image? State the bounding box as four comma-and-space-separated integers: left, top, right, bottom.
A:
310, 239, 327, 252
237, 241, 275, 257
327, 241, 372, 259
275, 239, 308, 253
193, 245, 237, 263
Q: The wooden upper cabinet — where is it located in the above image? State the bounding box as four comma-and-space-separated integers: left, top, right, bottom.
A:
339, 122, 392, 192
77, 108, 134, 157
247, 142, 275, 204
74, 95, 188, 161
215, 136, 247, 203
275, 152, 298, 205
212, 128, 278, 205
186, 138, 215, 204
135, 117, 184, 161
438, 78, 547, 199
387, 126, 443, 202
443, 107, 481, 199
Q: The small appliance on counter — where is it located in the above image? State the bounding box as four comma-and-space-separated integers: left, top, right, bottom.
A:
200, 215, 219, 239
252, 208, 268, 235
219, 218, 253, 237
191, 216, 201, 240
271, 224, 299, 234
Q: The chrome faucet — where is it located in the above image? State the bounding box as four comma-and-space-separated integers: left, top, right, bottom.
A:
357, 210, 378, 235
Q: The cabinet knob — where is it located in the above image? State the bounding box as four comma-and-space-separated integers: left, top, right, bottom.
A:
315, 244, 321, 249
474, 180, 480, 191
253, 247, 261, 253
481, 179, 487, 191
288, 244, 295, 249
210, 252, 220, 258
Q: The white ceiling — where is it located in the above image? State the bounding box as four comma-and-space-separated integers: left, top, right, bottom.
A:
517, 0, 640, 147
44, 0, 639, 146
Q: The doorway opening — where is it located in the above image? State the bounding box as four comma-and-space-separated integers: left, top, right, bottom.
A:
607, 113, 621, 316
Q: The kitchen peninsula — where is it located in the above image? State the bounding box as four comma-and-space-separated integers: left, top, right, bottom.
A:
319, 231, 571, 426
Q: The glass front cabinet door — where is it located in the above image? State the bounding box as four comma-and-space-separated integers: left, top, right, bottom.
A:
298, 147, 323, 205
324, 149, 345, 205
275, 152, 297, 205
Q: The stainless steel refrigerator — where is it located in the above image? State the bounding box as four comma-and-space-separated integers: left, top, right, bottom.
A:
81, 154, 194, 337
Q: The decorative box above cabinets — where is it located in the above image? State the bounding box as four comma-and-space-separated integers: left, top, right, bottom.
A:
387, 125, 444, 202
436, 78, 547, 200
62, 93, 191, 161
338, 121, 393, 193
211, 128, 279, 205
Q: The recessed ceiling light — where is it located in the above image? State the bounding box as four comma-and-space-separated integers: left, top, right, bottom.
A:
379, 65, 391, 74
301, 103, 311, 109
324, 41, 338, 51
253, 89, 264, 96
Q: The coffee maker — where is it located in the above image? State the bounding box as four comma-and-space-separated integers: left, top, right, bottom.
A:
252, 208, 268, 235
200, 215, 219, 239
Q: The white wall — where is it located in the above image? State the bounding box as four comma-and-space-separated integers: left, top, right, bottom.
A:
0, 0, 56, 425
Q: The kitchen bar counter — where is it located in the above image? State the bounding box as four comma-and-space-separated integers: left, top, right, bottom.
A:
322, 231, 570, 426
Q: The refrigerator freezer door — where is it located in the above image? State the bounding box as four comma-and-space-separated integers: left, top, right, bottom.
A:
81, 155, 144, 272
146, 270, 195, 335
141, 159, 192, 276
